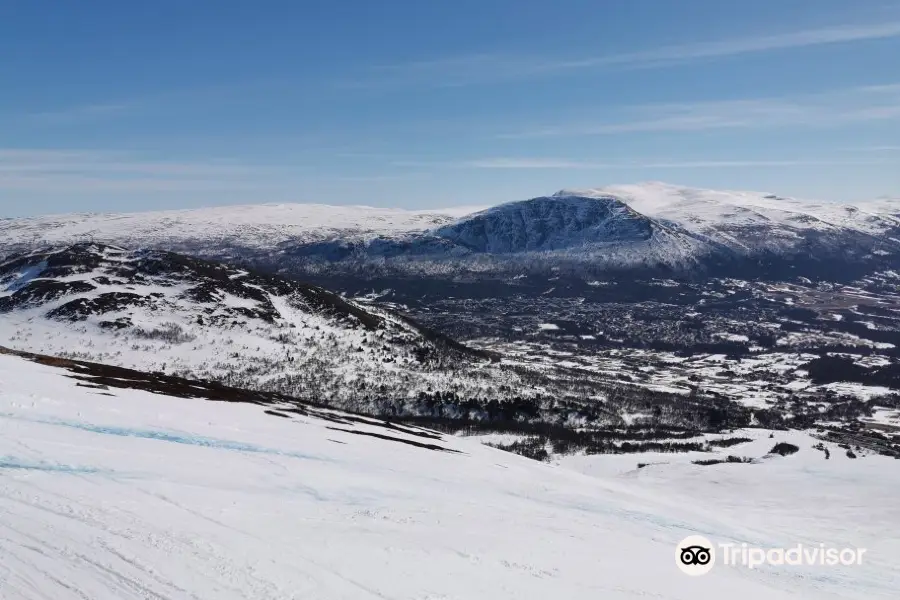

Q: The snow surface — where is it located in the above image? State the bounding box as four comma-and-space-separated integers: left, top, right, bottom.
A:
713, 332, 750, 342
1, 353, 898, 599
556, 427, 900, 596
820, 382, 895, 400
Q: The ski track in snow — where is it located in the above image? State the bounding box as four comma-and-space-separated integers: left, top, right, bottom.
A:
0, 354, 898, 599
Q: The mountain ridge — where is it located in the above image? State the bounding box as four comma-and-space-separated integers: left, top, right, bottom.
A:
2, 183, 898, 279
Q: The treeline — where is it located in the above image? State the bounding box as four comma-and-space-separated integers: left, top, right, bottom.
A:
805, 355, 900, 390
399, 411, 762, 460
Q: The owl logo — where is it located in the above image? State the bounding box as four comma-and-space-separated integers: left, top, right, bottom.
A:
676, 536, 716, 575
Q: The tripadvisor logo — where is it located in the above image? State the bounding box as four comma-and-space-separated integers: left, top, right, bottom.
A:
676, 536, 867, 575
676, 536, 716, 576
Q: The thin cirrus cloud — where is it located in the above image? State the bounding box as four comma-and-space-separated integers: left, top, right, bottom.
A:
498, 83, 900, 138
21, 78, 294, 125
0, 149, 275, 177
849, 146, 900, 152
0, 148, 293, 194
397, 157, 898, 170
0, 148, 427, 196
28, 103, 134, 124
357, 20, 900, 88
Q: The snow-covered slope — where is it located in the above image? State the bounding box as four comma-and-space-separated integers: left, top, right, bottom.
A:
857, 196, 900, 219
0, 243, 518, 412
562, 182, 900, 255
1, 349, 897, 599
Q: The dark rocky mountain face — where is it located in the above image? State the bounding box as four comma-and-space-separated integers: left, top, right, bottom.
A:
432, 195, 655, 253
264, 195, 682, 278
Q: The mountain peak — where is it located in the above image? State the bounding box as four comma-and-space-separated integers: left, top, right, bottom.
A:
550, 188, 617, 199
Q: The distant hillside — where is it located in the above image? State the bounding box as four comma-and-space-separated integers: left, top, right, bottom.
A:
0, 243, 513, 414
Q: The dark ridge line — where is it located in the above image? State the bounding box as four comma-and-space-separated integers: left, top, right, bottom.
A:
264, 410, 292, 419
325, 426, 462, 454
275, 405, 444, 440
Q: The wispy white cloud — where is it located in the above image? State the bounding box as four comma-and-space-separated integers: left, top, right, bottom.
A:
21, 78, 292, 125
545, 21, 900, 71
499, 83, 900, 138
29, 103, 134, 124
0, 174, 279, 194
353, 21, 900, 88
0, 148, 276, 177
847, 145, 900, 152
397, 156, 898, 170
0, 148, 426, 196
0, 148, 290, 195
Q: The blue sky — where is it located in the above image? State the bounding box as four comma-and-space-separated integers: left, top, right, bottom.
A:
2, 0, 899, 216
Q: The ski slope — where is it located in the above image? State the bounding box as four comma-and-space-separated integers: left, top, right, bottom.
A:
0, 352, 898, 599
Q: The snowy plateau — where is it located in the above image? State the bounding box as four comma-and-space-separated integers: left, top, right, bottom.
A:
1, 182, 900, 598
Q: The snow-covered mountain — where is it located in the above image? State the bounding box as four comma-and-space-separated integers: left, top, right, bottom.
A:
566, 183, 900, 255
0, 203, 477, 256
0, 243, 527, 414
1, 347, 898, 599
2, 183, 898, 278
277, 184, 900, 278
276, 193, 711, 276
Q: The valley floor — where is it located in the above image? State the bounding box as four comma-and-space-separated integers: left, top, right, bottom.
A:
1, 354, 898, 599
